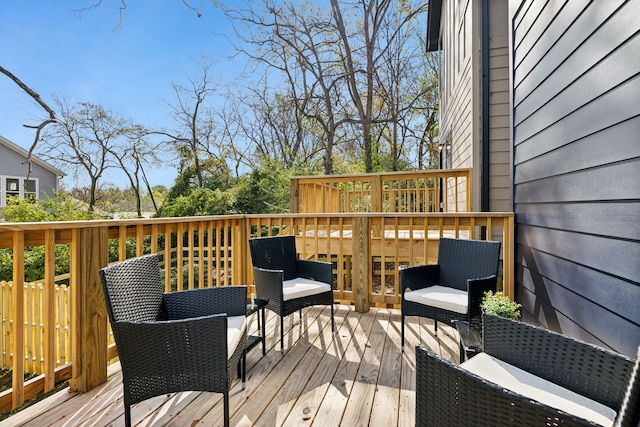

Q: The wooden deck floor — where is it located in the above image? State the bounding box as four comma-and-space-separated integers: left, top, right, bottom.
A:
3, 305, 461, 427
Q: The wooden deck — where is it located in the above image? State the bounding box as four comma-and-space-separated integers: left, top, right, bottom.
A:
3, 305, 461, 427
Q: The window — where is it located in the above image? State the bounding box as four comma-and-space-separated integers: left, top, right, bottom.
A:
24, 179, 37, 201
1, 176, 39, 207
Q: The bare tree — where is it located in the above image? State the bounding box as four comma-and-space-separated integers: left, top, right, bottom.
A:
237, 80, 325, 170
161, 59, 226, 188
212, 94, 253, 177
219, 1, 344, 173
221, 0, 431, 173
39, 100, 126, 210
374, 6, 438, 170
262, 2, 347, 174
330, 0, 428, 172
108, 127, 162, 216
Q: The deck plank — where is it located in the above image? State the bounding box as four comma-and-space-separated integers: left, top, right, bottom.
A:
399, 312, 422, 427
280, 305, 359, 427
309, 304, 378, 426
369, 309, 403, 427
167, 307, 325, 426
19, 365, 123, 427
258, 306, 348, 426
202, 306, 327, 426
136, 391, 201, 427
1, 307, 455, 427
340, 308, 391, 427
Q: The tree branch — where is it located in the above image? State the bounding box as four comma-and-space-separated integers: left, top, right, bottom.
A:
0, 65, 60, 179
0, 65, 56, 119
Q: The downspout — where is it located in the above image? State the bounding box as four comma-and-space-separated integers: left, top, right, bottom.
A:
481, 0, 490, 213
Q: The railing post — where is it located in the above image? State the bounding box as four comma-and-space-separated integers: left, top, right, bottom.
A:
11, 231, 25, 409
370, 175, 383, 238
232, 217, 248, 287
290, 177, 299, 213
43, 229, 56, 392
371, 174, 382, 212
466, 169, 473, 212
69, 227, 109, 393
352, 216, 370, 313
503, 214, 515, 300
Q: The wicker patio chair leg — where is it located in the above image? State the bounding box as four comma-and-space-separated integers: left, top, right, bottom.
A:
331, 304, 335, 332
261, 308, 266, 355
401, 314, 405, 352
280, 316, 285, 352
223, 390, 230, 427
242, 349, 247, 389
124, 403, 132, 427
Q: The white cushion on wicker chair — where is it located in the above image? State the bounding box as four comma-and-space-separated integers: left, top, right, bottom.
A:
461, 352, 616, 426
282, 277, 332, 301
404, 285, 468, 314
227, 315, 246, 359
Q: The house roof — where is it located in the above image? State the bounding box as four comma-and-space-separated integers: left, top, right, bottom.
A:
0, 134, 66, 177
426, 0, 442, 52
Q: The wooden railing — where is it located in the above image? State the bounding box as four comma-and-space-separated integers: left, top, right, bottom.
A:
290, 169, 473, 214
0, 281, 70, 375
0, 211, 513, 414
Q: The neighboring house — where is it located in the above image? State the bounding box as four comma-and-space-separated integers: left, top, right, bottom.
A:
427, 0, 511, 214
0, 135, 65, 208
428, 0, 640, 357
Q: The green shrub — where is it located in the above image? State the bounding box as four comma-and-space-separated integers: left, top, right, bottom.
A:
0, 192, 91, 282
0, 245, 71, 282
481, 291, 522, 320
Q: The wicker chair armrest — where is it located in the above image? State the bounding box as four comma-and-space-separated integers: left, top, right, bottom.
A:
162, 286, 247, 319
399, 264, 440, 294
483, 313, 635, 410
467, 275, 498, 320
615, 346, 640, 427
296, 259, 332, 284
112, 314, 230, 378
253, 266, 285, 303
415, 344, 597, 427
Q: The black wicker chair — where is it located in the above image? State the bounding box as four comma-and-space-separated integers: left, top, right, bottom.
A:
400, 237, 501, 350
415, 313, 640, 427
99, 254, 247, 427
249, 235, 335, 352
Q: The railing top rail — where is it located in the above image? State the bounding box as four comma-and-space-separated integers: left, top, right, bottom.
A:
0, 211, 514, 231
291, 168, 472, 182
0, 214, 248, 231
246, 212, 513, 219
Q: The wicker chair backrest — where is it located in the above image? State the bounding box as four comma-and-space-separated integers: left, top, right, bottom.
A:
483, 313, 635, 411
437, 238, 501, 291
99, 254, 164, 323
249, 235, 298, 280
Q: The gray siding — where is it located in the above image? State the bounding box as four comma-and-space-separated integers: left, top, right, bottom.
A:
438, 0, 511, 213
0, 137, 61, 204
2, 147, 57, 191
488, 5, 511, 213
439, 0, 475, 210
512, 0, 640, 357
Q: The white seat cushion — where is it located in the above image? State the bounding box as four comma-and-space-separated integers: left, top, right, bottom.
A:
461, 352, 616, 426
227, 315, 246, 358
403, 285, 468, 314
282, 277, 332, 301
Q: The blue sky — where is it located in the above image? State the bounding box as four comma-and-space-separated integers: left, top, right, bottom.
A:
1, 0, 241, 188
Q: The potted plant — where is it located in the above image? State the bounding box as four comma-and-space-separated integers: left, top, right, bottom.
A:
481, 290, 522, 320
